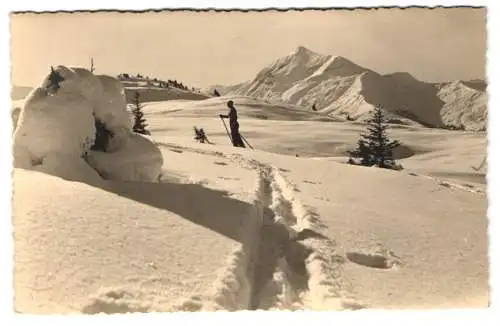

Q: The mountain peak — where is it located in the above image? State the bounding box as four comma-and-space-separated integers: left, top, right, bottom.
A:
305, 55, 369, 79
293, 46, 317, 57
330, 55, 359, 66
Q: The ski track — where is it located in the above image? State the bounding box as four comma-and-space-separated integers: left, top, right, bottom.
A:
153, 141, 364, 311
80, 142, 483, 312
155, 140, 485, 196
407, 171, 485, 194
155, 141, 485, 310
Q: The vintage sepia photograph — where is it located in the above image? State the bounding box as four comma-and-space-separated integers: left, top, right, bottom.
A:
10, 6, 489, 313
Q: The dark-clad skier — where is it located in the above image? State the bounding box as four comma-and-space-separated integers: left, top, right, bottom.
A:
219, 100, 245, 148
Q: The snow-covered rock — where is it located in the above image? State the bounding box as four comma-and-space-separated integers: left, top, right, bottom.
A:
13, 85, 96, 172
63, 67, 104, 107
96, 75, 132, 132
86, 133, 163, 182
13, 65, 162, 184
95, 75, 133, 152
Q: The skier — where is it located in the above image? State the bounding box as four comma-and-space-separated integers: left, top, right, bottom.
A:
193, 126, 211, 144
219, 100, 246, 148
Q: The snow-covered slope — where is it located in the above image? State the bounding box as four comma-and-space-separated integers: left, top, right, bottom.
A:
12, 74, 488, 312
203, 83, 246, 97
13, 166, 258, 313
121, 79, 209, 103
437, 80, 488, 131
215, 46, 487, 130
236, 47, 333, 101
124, 86, 209, 103
142, 97, 486, 171
144, 95, 341, 123
13, 131, 488, 312
12, 94, 488, 312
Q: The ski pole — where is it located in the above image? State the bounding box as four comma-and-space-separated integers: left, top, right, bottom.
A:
240, 133, 254, 149
219, 116, 233, 145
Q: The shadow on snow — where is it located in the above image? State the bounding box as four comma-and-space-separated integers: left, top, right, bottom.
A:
99, 179, 255, 243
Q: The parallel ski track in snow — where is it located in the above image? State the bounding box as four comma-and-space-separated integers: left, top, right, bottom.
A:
407, 171, 485, 195
155, 141, 365, 311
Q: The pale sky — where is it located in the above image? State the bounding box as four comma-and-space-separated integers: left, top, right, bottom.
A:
10, 8, 486, 88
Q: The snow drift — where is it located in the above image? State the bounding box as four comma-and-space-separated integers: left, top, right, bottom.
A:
86, 133, 163, 182
12, 65, 162, 183
12, 167, 254, 313
215, 46, 487, 130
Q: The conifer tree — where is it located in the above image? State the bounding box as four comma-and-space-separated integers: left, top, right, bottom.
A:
131, 92, 150, 135
47, 66, 65, 92
348, 106, 401, 169
91, 114, 114, 152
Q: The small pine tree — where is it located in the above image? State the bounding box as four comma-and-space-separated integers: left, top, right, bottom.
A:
349, 139, 372, 166
47, 66, 65, 92
91, 115, 114, 152
348, 106, 401, 169
131, 92, 150, 135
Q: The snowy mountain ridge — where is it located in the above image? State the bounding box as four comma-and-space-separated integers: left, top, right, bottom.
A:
212, 46, 487, 130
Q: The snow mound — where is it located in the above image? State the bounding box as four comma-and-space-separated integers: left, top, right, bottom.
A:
96, 75, 131, 131
86, 133, 163, 182
12, 160, 256, 313
13, 65, 163, 184
95, 75, 134, 152
82, 287, 150, 314
13, 85, 96, 180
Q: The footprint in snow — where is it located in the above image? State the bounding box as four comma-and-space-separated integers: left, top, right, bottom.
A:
218, 176, 240, 181
438, 181, 451, 188
346, 250, 401, 270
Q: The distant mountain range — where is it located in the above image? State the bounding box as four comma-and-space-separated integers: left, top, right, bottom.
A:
209, 46, 487, 130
